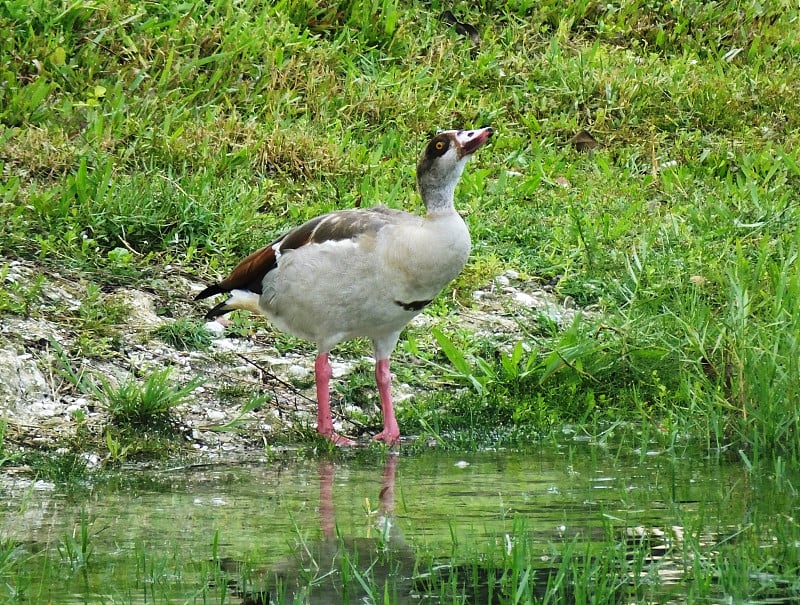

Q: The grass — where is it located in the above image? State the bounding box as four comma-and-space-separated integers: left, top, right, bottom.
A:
93, 367, 204, 460
98, 367, 200, 431
45, 339, 203, 464
1, 0, 799, 460
152, 317, 213, 351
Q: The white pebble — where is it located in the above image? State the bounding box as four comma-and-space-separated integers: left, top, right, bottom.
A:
206, 409, 226, 422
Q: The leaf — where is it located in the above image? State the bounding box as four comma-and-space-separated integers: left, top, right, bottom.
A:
539, 350, 565, 384
500, 352, 518, 379
49, 46, 66, 66
474, 356, 496, 383
777, 146, 800, 177
431, 327, 472, 377
209, 394, 271, 432
25, 78, 51, 112
511, 341, 524, 366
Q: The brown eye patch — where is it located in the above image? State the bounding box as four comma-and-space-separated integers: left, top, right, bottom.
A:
427, 135, 450, 157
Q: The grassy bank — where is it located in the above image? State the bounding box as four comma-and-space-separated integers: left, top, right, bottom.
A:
2, 0, 799, 460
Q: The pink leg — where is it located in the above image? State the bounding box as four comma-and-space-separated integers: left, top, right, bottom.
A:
372, 358, 400, 445
315, 353, 355, 446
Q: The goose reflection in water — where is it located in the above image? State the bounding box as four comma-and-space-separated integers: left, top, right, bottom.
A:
226, 454, 420, 605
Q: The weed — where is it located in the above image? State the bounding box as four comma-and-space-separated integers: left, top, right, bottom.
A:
0, 420, 22, 468
0, 265, 45, 316
98, 367, 203, 433
25, 450, 88, 485
208, 394, 272, 433
104, 430, 131, 464
58, 508, 94, 569
77, 283, 130, 328
423, 313, 678, 447
152, 318, 213, 351
0, 536, 21, 577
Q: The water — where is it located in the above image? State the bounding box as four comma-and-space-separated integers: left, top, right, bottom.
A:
1, 439, 797, 604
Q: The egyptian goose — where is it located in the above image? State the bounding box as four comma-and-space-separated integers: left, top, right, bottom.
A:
196, 127, 493, 445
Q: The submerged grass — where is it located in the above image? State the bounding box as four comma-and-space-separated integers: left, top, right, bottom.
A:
0, 443, 798, 604
1, 0, 799, 458
4, 500, 799, 604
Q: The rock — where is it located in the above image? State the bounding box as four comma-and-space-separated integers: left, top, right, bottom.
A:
65, 398, 88, 414
285, 364, 311, 380
108, 289, 164, 328
511, 291, 540, 308
82, 453, 101, 468
206, 409, 226, 422
204, 320, 227, 337
0, 347, 51, 409
330, 359, 356, 378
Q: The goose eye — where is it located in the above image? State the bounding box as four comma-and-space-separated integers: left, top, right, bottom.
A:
435, 141, 445, 151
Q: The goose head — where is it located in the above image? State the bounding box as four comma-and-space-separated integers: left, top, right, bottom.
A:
416, 127, 493, 213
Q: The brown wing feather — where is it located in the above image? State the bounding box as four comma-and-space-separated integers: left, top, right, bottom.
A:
218, 244, 278, 294
280, 214, 327, 252
196, 207, 408, 302
194, 243, 279, 300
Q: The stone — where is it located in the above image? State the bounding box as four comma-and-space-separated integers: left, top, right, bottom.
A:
0, 347, 50, 410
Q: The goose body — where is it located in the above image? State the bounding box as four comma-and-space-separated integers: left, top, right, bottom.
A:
196, 127, 493, 445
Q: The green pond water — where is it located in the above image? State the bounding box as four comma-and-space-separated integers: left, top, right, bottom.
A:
1, 437, 798, 604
